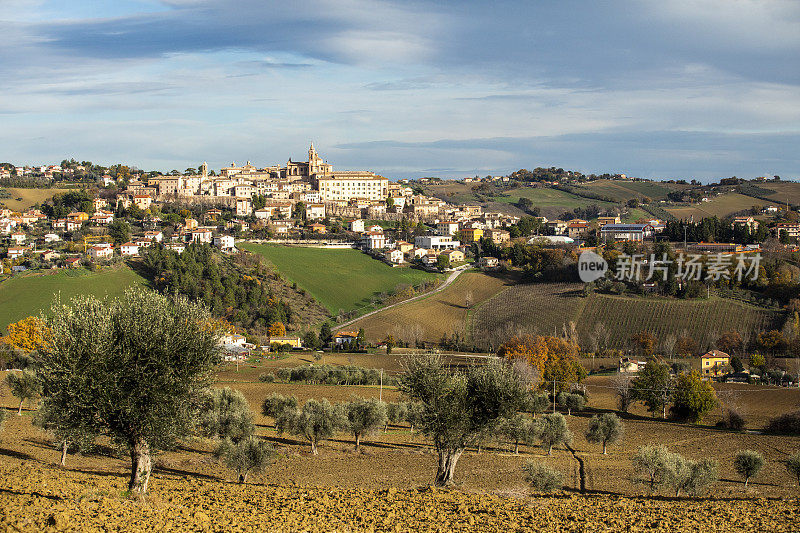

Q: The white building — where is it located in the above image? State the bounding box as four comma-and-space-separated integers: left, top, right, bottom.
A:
414, 235, 460, 250
362, 231, 386, 250
44, 233, 60, 243
350, 219, 365, 232
214, 235, 236, 251
316, 173, 389, 202
384, 249, 404, 264
305, 203, 326, 220
191, 228, 213, 243
120, 242, 140, 256
599, 224, 654, 242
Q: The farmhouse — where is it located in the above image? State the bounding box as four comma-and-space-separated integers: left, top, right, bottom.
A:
334, 331, 359, 346
7, 247, 28, 260
10, 232, 26, 244
701, 350, 730, 377
441, 249, 465, 263
362, 231, 386, 250
214, 235, 236, 251
619, 358, 646, 373
268, 336, 302, 349
308, 223, 326, 234
350, 219, 365, 233
479, 256, 499, 269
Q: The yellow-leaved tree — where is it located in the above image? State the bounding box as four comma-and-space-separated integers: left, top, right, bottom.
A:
2, 316, 48, 352
268, 322, 286, 337
498, 335, 586, 393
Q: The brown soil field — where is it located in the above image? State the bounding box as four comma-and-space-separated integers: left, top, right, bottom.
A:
347, 271, 515, 344
3, 366, 800, 531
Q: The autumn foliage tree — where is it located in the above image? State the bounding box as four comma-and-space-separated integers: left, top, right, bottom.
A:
630, 331, 658, 357
1, 316, 48, 353
268, 322, 287, 337
498, 335, 586, 393
675, 335, 698, 357
716, 331, 743, 356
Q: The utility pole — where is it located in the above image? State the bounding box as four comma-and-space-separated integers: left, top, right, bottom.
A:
553, 379, 556, 413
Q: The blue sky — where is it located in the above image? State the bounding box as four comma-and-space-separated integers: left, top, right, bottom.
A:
2, 0, 799, 181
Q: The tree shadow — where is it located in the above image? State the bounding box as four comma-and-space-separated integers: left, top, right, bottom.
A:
0, 487, 62, 501
0, 448, 36, 461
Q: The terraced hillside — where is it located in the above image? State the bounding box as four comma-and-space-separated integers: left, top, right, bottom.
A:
472, 283, 782, 351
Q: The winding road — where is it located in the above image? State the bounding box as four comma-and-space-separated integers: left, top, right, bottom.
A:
335, 265, 471, 331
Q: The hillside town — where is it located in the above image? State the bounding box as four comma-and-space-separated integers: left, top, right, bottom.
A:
3, 145, 797, 276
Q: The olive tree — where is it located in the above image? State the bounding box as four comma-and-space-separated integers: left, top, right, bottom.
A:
37, 289, 221, 494
537, 412, 572, 455
6, 369, 41, 415
399, 354, 527, 486
285, 398, 346, 454
585, 413, 624, 454
499, 413, 538, 454
632, 444, 672, 492
33, 403, 97, 466
734, 450, 764, 488
198, 387, 254, 443
262, 393, 299, 433
525, 392, 550, 419
344, 397, 387, 451
384, 402, 407, 431
785, 453, 800, 487
216, 436, 275, 483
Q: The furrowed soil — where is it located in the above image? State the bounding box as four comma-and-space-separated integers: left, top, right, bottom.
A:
3, 363, 800, 531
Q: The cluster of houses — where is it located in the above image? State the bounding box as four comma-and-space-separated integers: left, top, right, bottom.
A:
619, 349, 793, 385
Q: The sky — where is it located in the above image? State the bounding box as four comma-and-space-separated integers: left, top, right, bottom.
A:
1, 0, 799, 181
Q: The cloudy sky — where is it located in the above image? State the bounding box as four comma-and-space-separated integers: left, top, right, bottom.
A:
2, 0, 799, 180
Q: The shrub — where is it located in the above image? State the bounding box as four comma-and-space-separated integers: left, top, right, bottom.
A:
215, 436, 275, 483
275, 368, 292, 382
537, 412, 572, 455
258, 373, 276, 383
734, 450, 765, 488
766, 411, 800, 435
723, 407, 745, 431
785, 453, 800, 486
523, 461, 563, 493
665, 455, 718, 496
585, 413, 624, 454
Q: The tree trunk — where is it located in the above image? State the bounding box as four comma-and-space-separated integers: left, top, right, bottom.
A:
239, 472, 247, 483
18, 399, 23, 415
355, 433, 361, 451
311, 440, 318, 455
602, 441, 607, 455
128, 439, 152, 494
60, 440, 68, 466
547, 444, 553, 456
745, 477, 749, 488
434, 449, 463, 486
514, 442, 519, 455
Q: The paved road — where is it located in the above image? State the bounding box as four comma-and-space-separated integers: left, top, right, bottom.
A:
335, 266, 471, 331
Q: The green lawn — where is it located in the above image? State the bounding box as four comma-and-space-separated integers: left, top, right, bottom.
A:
0, 265, 147, 332
240, 243, 440, 314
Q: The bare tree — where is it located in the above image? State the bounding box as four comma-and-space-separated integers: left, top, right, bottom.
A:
662, 333, 677, 360
612, 372, 635, 413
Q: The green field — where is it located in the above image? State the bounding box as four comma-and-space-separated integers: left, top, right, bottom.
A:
471, 282, 782, 351
240, 243, 440, 314
0, 265, 147, 332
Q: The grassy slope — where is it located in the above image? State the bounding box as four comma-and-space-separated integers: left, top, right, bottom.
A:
240, 243, 439, 314
0, 187, 69, 211
472, 282, 781, 350
581, 179, 679, 202
665, 192, 766, 220
0, 265, 147, 331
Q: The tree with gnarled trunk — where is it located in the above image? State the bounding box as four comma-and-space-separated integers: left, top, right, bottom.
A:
37, 289, 221, 494
344, 397, 386, 451
399, 354, 527, 486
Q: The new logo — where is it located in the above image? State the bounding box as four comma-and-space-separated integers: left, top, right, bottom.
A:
578, 251, 607, 282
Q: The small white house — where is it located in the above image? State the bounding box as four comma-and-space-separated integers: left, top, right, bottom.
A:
10, 232, 26, 244
350, 219, 365, 232
44, 233, 61, 243
384, 249, 404, 264
214, 235, 236, 251
120, 242, 140, 256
